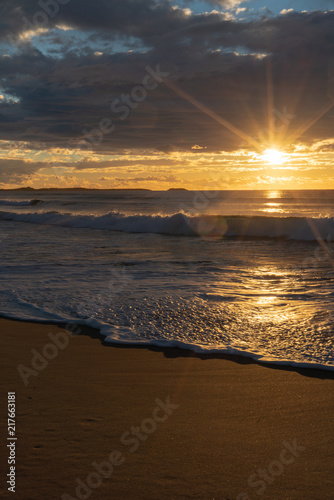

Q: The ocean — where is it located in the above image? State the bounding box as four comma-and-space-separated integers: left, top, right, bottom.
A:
0, 189, 333, 371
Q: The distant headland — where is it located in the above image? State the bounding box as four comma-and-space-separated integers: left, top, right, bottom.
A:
0, 187, 153, 192
0, 187, 191, 192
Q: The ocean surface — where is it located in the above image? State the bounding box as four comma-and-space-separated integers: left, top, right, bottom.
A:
0, 189, 334, 370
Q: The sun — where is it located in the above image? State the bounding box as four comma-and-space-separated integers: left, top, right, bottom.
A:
261, 148, 288, 165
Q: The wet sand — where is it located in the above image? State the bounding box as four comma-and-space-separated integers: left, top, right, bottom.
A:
0, 317, 333, 500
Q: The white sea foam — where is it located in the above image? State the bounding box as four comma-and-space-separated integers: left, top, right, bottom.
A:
1, 305, 333, 371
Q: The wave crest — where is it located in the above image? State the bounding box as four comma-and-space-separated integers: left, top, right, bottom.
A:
0, 210, 333, 241
0, 199, 41, 207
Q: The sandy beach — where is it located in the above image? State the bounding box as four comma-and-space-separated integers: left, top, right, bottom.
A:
0, 317, 333, 500
1, 0, 334, 497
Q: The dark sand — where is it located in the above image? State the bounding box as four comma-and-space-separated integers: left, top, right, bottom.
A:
0, 318, 333, 500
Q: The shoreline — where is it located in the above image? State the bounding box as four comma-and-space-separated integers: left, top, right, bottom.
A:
0, 317, 334, 499
1, 314, 334, 377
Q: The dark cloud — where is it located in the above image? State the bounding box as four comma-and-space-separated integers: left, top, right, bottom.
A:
0, 158, 44, 183
115, 174, 182, 183
0, 0, 196, 42
0, 2, 333, 155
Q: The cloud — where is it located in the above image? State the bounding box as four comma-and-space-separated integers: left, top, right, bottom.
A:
186, 0, 245, 6
115, 174, 182, 183
235, 7, 247, 15
0, 2, 333, 162
0, 158, 44, 183
280, 9, 294, 15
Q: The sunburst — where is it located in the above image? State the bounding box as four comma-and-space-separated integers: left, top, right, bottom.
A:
260, 148, 288, 165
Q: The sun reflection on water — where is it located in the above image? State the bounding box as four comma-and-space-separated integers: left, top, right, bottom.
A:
256, 296, 277, 305
266, 190, 282, 200
264, 202, 285, 214
264, 191, 284, 214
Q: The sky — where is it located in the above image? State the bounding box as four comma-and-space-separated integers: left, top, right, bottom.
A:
0, 0, 333, 190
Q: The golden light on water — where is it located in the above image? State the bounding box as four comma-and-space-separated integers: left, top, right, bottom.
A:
267, 190, 282, 199
260, 148, 289, 165
264, 190, 284, 213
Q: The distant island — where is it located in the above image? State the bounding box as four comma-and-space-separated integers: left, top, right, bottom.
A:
168, 188, 188, 191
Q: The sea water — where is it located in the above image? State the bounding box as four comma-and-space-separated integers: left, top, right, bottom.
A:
0, 189, 333, 370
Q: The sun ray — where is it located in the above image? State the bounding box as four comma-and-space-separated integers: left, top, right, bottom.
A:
163, 64, 332, 159
266, 58, 275, 145
162, 79, 262, 150
287, 100, 334, 145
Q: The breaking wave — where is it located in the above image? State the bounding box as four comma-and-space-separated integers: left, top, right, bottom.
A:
0, 199, 41, 207
0, 210, 333, 241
